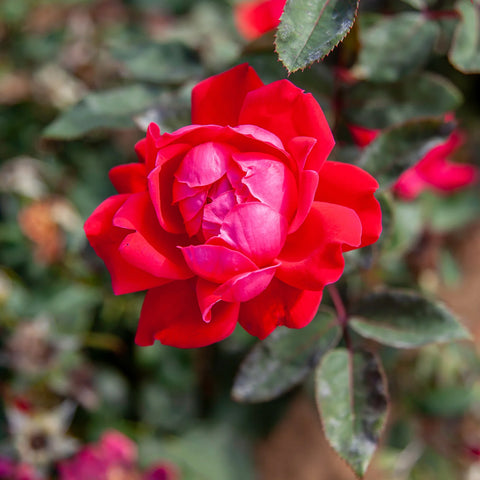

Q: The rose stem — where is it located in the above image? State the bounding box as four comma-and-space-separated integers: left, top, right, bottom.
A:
327, 284, 352, 351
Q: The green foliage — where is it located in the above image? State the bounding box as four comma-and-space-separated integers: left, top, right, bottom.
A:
350, 290, 472, 348
139, 425, 254, 480
359, 119, 453, 189
315, 348, 388, 477
112, 41, 203, 84
355, 13, 439, 82
276, 0, 359, 73
449, 0, 480, 73
423, 189, 480, 233
400, 0, 437, 8
232, 308, 341, 402
43, 85, 163, 139
344, 73, 463, 129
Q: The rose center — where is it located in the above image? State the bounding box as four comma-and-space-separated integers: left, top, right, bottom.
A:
172, 139, 297, 241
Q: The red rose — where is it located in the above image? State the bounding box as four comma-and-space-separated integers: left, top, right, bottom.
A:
394, 130, 478, 199
349, 123, 479, 200
85, 64, 382, 348
234, 0, 286, 40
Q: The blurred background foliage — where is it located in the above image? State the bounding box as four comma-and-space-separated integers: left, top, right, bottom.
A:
0, 0, 479, 478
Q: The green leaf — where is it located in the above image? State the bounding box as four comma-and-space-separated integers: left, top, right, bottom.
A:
315, 348, 388, 478
139, 425, 254, 480
350, 290, 472, 348
381, 201, 423, 257
355, 13, 439, 82
449, 0, 480, 73
43, 85, 162, 140
359, 119, 453, 189
112, 41, 203, 84
400, 0, 437, 9
344, 73, 463, 129
423, 189, 480, 233
275, 0, 359, 73
232, 308, 341, 403
417, 385, 473, 417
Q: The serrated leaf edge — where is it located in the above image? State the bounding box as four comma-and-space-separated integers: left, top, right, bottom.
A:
314, 348, 390, 479
275, 0, 360, 74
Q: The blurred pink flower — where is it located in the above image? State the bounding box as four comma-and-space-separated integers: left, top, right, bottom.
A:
58, 431, 178, 480
349, 124, 478, 200
0, 456, 40, 480
58, 431, 137, 480
143, 463, 179, 480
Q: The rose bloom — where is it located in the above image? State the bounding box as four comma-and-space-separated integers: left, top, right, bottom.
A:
234, 0, 286, 40
85, 64, 382, 348
349, 124, 479, 200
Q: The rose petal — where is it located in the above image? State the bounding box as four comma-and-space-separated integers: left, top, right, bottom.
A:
348, 124, 379, 148
232, 124, 285, 150
109, 163, 147, 194
238, 278, 323, 339
196, 263, 277, 322
424, 162, 478, 191
191, 63, 264, 126
239, 80, 334, 171
277, 201, 362, 290
161, 125, 289, 163
113, 192, 192, 280
287, 136, 317, 172
148, 161, 185, 234
84, 195, 167, 295
234, 0, 286, 40
181, 244, 257, 284
216, 264, 278, 302
316, 161, 381, 248
175, 142, 235, 187
177, 189, 208, 222
219, 203, 288, 266
288, 170, 319, 233
393, 167, 429, 200
136, 123, 162, 172
202, 190, 236, 239
415, 131, 478, 192
185, 209, 203, 237
135, 280, 239, 348
232, 152, 298, 220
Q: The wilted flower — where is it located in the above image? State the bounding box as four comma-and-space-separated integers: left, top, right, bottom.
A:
59, 365, 99, 411
4, 317, 58, 375
6, 401, 78, 468
0, 157, 46, 199
18, 197, 82, 264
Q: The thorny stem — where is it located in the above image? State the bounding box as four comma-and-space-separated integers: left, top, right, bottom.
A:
423, 9, 459, 20
327, 284, 352, 351
327, 284, 348, 327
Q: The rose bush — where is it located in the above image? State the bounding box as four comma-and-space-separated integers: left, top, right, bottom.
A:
234, 0, 286, 40
349, 124, 479, 200
85, 64, 382, 348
